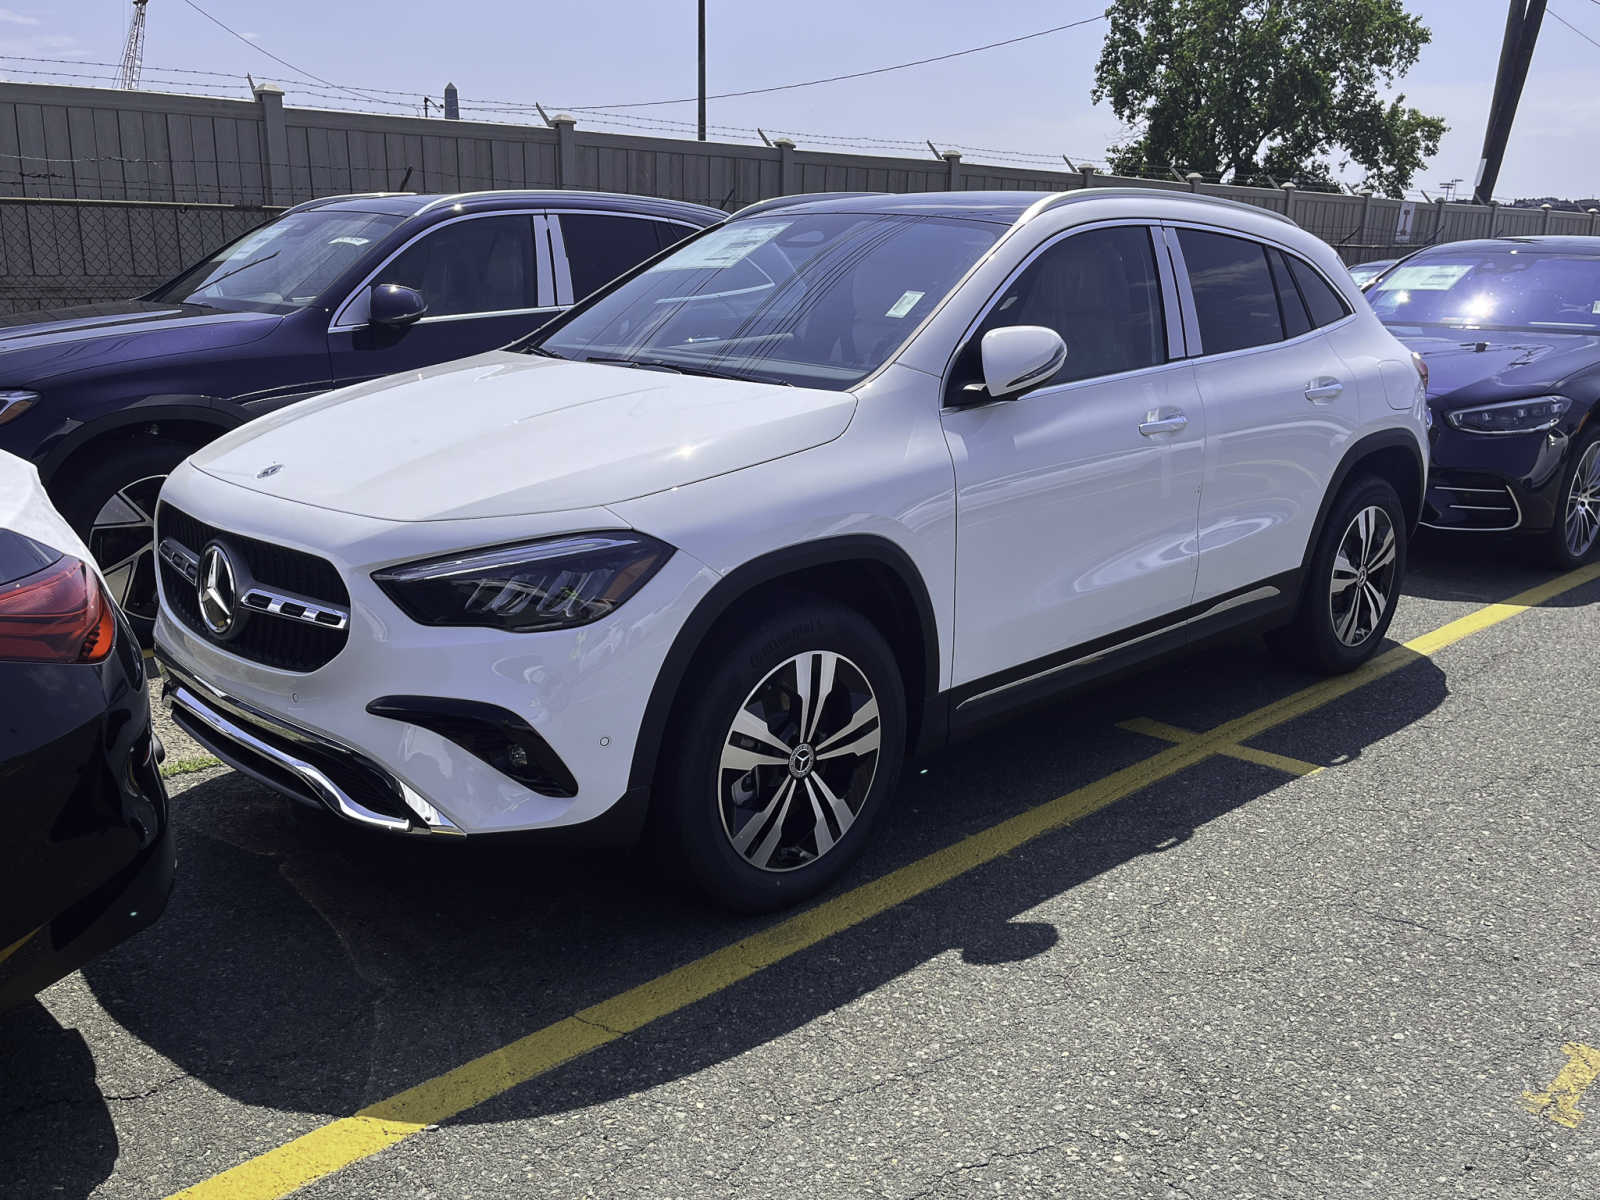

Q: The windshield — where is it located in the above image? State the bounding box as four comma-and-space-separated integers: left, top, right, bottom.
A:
150, 210, 404, 314
531, 213, 1002, 388
1367, 250, 1600, 333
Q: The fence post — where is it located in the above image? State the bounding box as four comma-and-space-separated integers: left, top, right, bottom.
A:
1186, 172, 1202, 193
1280, 181, 1298, 224
443, 82, 459, 120
1540, 202, 1553, 233
942, 150, 962, 191
1590, 208, 1599, 236
1432, 197, 1446, 243
773, 137, 797, 195
253, 82, 291, 206
552, 112, 577, 189
1487, 199, 1500, 238
1080, 165, 1097, 189
1357, 191, 1373, 247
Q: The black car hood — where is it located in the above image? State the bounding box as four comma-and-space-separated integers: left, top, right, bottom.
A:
0, 300, 283, 386
1389, 326, 1600, 405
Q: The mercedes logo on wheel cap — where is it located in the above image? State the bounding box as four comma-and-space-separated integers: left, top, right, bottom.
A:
198, 542, 239, 636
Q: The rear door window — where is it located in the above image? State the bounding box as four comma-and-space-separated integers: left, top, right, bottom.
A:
1288, 257, 1352, 327
1177, 229, 1284, 354
559, 214, 666, 299
1268, 249, 1312, 339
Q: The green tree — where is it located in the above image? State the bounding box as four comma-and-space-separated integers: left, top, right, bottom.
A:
1092, 0, 1447, 196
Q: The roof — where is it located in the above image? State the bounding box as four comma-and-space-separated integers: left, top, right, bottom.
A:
735, 187, 1296, 228
1403, 235, 1600, 256
281, 190, 726, 225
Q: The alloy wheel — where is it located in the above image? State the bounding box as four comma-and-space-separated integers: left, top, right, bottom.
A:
1328, 504, 1398, 648
88, 474, 166, 621
718, 650, 881, 873
1564, 441, 1600, 559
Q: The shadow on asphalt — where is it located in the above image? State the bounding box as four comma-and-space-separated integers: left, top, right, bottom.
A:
0, 1001, 118, 1198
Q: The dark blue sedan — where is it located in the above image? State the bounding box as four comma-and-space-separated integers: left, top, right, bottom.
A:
0, 190, 724, 640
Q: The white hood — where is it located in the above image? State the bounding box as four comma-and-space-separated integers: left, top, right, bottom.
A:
190, 352, 857, 521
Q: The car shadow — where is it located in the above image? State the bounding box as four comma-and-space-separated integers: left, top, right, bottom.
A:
62, 619, 1455, 1154
0, 1000, 118, 1199
1406, 530, 1595, 606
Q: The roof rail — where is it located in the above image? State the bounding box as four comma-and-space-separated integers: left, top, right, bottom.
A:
734, 192, 881, 219
279, 192, 414, 216
1030, 186, 1296, 226
412, 188, 725, 217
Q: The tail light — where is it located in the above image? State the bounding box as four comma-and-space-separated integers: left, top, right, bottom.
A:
0, 554, 116, 664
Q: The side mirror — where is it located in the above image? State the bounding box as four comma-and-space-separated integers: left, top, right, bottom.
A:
978, 325, 1067, 402
369, 283, 428, 328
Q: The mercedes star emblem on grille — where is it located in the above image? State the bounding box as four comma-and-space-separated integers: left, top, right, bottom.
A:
198, 542, 239, 636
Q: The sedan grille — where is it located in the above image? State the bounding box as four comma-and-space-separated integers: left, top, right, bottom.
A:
156, 501, 351, 672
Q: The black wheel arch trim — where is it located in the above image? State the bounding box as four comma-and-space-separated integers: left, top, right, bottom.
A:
35, 394, 247, 485
626, 534, 944, 799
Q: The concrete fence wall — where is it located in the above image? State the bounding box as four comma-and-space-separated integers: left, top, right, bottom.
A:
2, 80, 1598, 314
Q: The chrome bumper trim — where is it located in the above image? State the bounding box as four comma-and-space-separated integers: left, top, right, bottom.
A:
166, 678, 462, 836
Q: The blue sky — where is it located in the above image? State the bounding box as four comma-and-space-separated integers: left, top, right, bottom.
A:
6, 1, 1599, 201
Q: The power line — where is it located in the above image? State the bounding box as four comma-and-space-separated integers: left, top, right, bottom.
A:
568, 11, 1109, 110
1551, 8, 1600, 50
175, 0, 391, 107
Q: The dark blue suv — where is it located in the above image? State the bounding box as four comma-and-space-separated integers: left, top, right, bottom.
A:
0, 190, 723, 640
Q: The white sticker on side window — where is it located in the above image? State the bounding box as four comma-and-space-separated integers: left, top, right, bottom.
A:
885, 290, 924, 318
657, 221, 791, 270
1382, 264, 1472, 291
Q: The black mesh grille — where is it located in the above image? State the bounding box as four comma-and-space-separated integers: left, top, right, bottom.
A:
156, 501, 351, 672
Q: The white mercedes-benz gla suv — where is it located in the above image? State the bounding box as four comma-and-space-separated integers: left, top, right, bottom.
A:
155, 189, 1429, 909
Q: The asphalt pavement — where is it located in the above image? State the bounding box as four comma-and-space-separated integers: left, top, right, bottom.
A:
4, 534, 1598, 1200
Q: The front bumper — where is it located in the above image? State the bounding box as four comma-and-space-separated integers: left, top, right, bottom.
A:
1422, 420, 1572, 533
152, 462, 719, 837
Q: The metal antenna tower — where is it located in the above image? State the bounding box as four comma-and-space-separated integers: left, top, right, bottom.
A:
118, 0, 150, 90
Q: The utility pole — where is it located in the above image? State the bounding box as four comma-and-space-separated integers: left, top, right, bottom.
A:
1474, 0, 1546, 205
697, 0, 707, 141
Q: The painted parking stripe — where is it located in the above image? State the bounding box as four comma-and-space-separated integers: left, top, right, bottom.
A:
1524, 1043, 1600, 1128
165, 561, 1600, 1200
1117, 716, 1324, 777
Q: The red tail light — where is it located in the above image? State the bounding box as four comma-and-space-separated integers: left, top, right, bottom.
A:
0, 555, 116, 664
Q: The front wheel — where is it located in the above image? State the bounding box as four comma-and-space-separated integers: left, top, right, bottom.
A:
654, 600, 907, 912
1269, 475, 1407, 674
1541, 429, 1600, 570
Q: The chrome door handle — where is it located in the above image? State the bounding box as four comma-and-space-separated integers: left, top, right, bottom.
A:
1305, 377, 1344, 405
1138, 411, 1189, 436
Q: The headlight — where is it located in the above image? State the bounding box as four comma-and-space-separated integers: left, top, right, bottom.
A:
373, 532, 673, 632
1445, 395, 1571, 435
0, 389, 39, 425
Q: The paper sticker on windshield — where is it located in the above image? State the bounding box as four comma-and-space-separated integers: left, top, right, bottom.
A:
885, 290, 924, 318
662, 221, 790, 270
329, 236, 370, 247
1382, 264, 1471, 291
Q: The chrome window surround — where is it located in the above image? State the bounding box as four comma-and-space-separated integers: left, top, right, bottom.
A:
328, 211, 557, 331
1159, 220, 1358, 361
939, 219, 1192, 404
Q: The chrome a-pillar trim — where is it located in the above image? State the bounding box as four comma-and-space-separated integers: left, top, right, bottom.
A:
166, 683, 461, 835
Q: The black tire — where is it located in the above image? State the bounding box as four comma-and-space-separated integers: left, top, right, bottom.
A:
1539, 426, 1600, 571
652, 598, 907, 912
1268, 475, 1408, 675
53, 436, 198, 648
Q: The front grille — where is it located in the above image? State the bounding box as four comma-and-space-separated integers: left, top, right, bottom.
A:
1422, 471, 1522, 532
156, 501, 351, 672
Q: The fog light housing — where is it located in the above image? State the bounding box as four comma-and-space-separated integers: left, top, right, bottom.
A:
366, 696, 578, 797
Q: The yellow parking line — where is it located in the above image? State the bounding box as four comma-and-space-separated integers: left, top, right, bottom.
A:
0, 928, 37, 967
165, 561, 1600, 1200
1523, 1043, 1600, 1128
1117, 716, 1324, 776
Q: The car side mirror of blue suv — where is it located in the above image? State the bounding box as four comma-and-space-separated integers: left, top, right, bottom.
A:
369, 283, 428, 328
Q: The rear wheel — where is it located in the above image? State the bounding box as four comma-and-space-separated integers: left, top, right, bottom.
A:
1542, 429, 1600, 570
54, 437, 198, 647
653, 600, 906, 912
1269, 475, 1407, 674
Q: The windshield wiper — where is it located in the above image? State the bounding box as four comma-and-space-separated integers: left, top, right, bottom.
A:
186, 251, 280, 299
580, 354, 791, 385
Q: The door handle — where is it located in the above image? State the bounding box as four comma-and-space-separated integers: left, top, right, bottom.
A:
1138, 410, 1189, 437
1305, 377, 1344, 405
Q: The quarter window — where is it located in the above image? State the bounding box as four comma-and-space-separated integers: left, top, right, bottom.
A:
958, 225, 1167, 392
380, 216, 538, 317
1177, 229, 1283, 354
1288, 257, 1352, 327
559, 214, 665, 299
